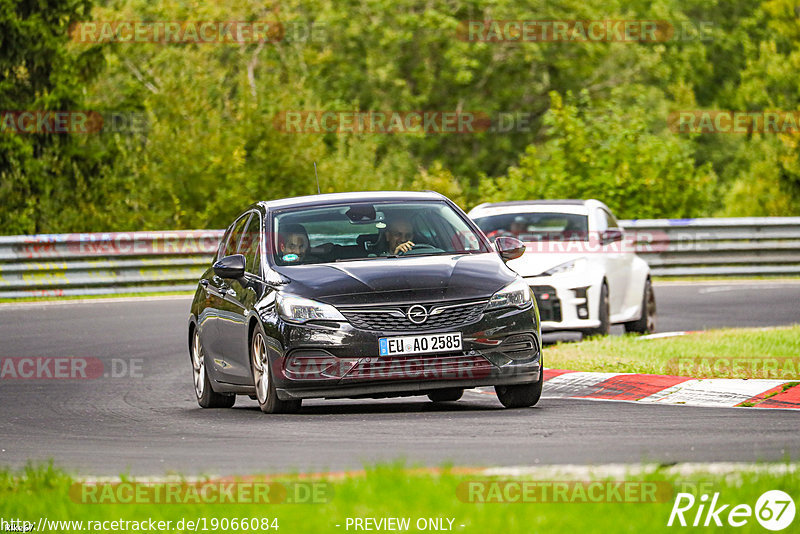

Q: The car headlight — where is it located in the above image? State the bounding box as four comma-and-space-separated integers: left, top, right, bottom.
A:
542, 257, 588, 276
276, 293, 345, 323
487, 278, 533, 310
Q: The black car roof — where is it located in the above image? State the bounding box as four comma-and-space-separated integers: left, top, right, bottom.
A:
257, 191, 446, 211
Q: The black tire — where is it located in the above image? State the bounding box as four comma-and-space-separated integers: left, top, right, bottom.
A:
191, 330, 235, 408
250, 324, 301, 414
624, 278, 656, 334
586, 282, 610, 337
495, 368, 543, 409
427, 388, 464, 403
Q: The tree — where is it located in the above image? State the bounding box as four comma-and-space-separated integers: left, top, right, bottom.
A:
0, 0, 108, 233
480, 91, 716, 218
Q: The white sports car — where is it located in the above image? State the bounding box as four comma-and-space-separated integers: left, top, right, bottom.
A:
468, 199, 655, 336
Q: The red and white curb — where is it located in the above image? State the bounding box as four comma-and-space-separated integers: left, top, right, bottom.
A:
542, 369, 800, 409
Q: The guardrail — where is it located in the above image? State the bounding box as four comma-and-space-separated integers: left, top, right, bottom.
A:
621, 217, 800, 277
0, 231, 224, 298
0, 218, 798, 298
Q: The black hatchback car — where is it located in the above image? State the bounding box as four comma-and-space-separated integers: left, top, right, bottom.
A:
188, 191, 542, 413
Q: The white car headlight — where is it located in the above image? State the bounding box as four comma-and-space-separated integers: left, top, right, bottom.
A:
276, 293, 345, 323
487, 278, 533, 310
542, 257, 588, 276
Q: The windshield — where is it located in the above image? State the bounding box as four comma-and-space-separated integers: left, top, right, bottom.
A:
271, 201, 488, 265
473, 212, 590, 242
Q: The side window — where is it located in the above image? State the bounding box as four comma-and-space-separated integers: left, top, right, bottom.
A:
603, 209, 620, 229
224, 213, 252, 257
239, 214, 262, 276
215, 227, 233, 261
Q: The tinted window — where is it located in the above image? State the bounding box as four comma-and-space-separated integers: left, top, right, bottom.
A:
271, 201, 487, 265
215, 227, 233, 261
223, 213, 251, 257
602, 209, 619, 229
239, 214, 262, 276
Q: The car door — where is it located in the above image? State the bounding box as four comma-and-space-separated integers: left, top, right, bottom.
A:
202, 213, 250, 379
217, 211, 263, 383
598, 208, 629, 317
196, 222, 231, 369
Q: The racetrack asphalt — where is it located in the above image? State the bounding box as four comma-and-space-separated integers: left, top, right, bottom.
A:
0, 281, 798, 476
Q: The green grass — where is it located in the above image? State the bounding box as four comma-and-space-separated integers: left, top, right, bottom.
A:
545, 326, 800, 378
1, 463, 798, 533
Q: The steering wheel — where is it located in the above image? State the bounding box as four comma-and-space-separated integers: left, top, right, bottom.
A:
398, 243, 440, 256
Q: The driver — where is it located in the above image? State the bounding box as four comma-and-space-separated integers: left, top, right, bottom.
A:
509, 215, 527, 235
380, 218, 415, 255
278, 223, 311, 263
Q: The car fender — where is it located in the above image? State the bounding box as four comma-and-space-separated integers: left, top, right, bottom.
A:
627, 255, 651, 319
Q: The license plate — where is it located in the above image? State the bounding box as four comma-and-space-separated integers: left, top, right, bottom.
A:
379, 332, 462, 356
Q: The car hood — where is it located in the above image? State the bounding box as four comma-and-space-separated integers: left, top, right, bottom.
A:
273, 253, 516, 306
505, 250, 587, 278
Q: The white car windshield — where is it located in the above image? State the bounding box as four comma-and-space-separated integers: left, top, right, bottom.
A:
473, 212, 590, 242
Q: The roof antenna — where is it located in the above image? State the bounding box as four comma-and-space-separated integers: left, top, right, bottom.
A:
314, 161, 321, 194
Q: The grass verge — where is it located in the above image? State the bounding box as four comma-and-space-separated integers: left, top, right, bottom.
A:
545, 326, 800, 379
1, 463, 797, 533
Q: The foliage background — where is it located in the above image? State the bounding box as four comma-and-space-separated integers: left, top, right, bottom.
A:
2, 0, 800, 233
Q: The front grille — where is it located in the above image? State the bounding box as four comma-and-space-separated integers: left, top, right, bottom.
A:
344, 353, 493, 381
341, 300, 488, 332
531, 285, 562, 322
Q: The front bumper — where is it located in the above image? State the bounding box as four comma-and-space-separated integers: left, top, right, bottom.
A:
524, 276, 602, 332
271, 306, 540, 400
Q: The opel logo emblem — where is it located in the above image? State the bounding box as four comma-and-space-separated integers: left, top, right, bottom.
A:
406, 305, 428, 324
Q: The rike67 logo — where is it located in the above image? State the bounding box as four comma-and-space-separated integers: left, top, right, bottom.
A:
668, 490, 795, 530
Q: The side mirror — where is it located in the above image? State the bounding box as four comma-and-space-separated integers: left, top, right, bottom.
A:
213, 254, 246, 279
601, 229, 624, 245
495, 236, 526, 262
